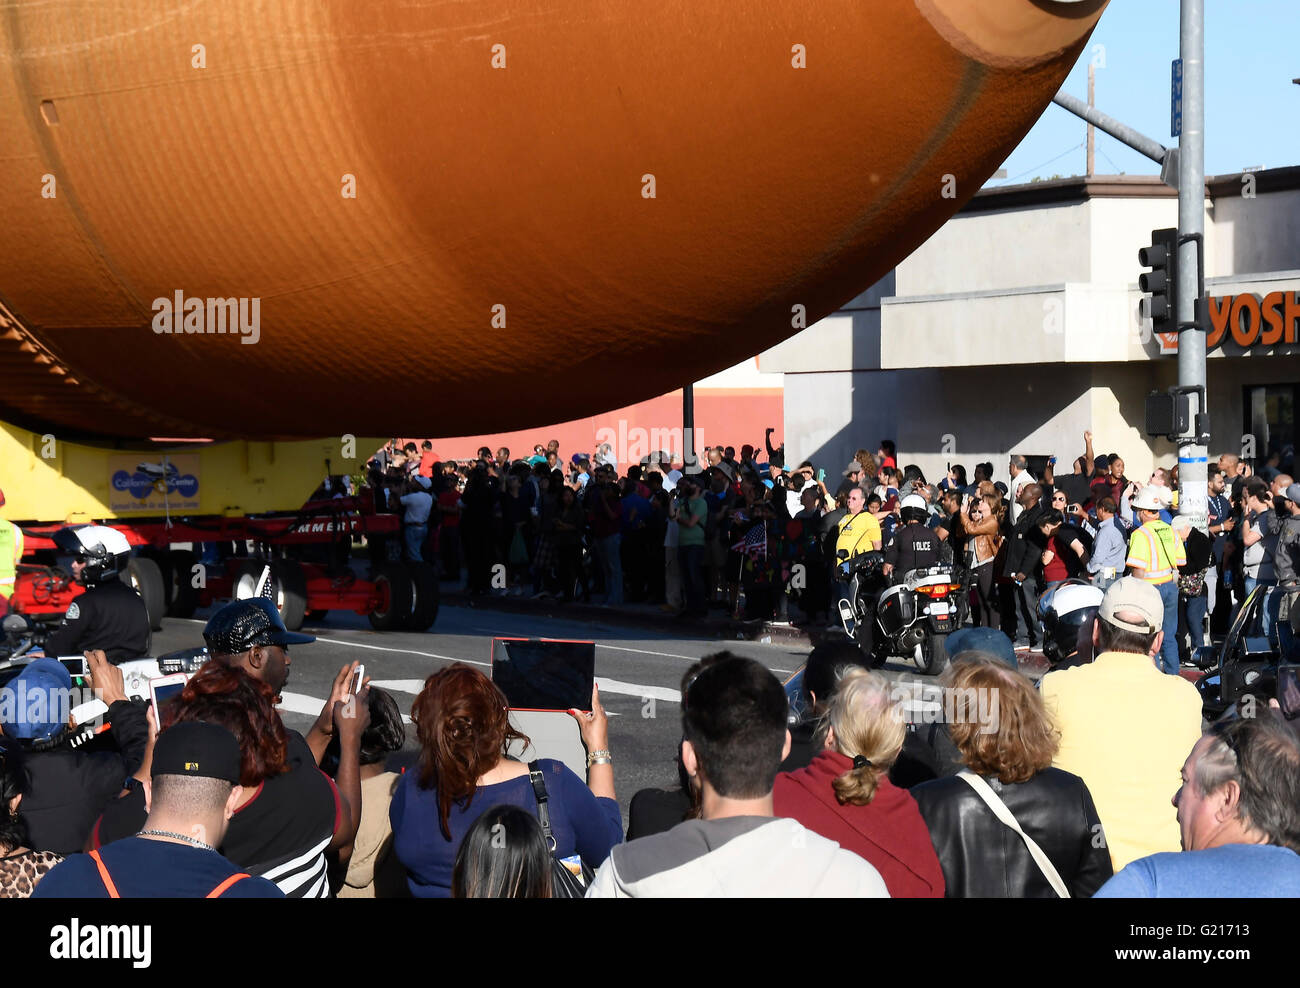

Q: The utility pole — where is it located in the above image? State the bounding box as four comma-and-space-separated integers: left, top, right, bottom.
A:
1087, 63, 1095, 177
1177, 0, 1208, 531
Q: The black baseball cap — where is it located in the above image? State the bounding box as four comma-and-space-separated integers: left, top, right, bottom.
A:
152, 721, 242, 783
202, 598, 315, 655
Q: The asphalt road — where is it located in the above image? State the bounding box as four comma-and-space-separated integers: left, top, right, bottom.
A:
151, 603, 817, 828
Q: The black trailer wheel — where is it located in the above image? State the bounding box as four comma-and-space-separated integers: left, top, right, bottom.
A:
368, 562, 413, 630
231, 559, 307, 631
166, 549, 200, 618
126, 556, 166, 631
404, 562, 440, 631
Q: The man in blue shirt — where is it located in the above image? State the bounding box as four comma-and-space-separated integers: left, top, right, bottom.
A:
1086, 497, 1127, 591
1095, 710, 1300, 898
35, 722, 283, 898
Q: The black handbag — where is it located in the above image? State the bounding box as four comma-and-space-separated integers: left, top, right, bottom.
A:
527, 761, 595, 898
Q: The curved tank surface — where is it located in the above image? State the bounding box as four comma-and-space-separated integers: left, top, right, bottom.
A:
0, 0, 1107, 440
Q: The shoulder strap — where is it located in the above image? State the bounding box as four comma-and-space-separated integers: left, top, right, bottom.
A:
526, 761, 558, 852
207, 873, 251, 898
957, 772, 1070, 898
88, 849, 122, 899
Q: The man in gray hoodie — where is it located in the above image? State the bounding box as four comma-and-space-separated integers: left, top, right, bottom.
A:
586, 653, 888, 898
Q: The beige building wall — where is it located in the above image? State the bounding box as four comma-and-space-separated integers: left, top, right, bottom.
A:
763, 169, 1300, 485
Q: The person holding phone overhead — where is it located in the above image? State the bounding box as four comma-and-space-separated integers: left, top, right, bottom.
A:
390, 665, 622, 897
0, 650, 147, 856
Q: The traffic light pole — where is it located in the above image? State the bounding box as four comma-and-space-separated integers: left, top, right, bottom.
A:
1177, 0, 1208, 531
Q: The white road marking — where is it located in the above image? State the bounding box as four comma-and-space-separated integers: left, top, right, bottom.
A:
369, 675, 668, 706
172, 619, 489, 667
300, 635, 491, 668
278, 690, 412, 724
598, 644, 699, 660
369, 679, 430, 694
596, 678, 680, 704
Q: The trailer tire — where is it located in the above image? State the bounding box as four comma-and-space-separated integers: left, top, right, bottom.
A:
231, 559, 307, 631
126, 556, 167, 631
166, 549, 200, 618
404, 562, 440, 631
368, 563, 412, 631
272, 560, 308, 632
232, 560, 268, 601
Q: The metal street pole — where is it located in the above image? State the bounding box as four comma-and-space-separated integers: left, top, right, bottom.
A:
1177, 0, 1208, 531
683, 382, 697, 472
1087, 63, 1095, 178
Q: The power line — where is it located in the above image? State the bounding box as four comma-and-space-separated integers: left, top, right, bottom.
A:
1096, 145, 1125, 174
999, 143, 1085, 184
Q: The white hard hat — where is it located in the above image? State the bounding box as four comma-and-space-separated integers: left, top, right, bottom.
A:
1130, 485, 1167, 511
901, 494, 927, 512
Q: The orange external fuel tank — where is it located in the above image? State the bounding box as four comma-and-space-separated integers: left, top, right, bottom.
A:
0, 0, 1107, 441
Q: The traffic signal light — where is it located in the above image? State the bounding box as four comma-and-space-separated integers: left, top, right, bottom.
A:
1138, 227, 1178, 336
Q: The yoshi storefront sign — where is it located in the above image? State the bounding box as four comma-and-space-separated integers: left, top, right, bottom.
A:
1156, 290, 1300, 355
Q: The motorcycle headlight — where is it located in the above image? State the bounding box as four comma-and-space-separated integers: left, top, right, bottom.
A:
156, 646, 210, 675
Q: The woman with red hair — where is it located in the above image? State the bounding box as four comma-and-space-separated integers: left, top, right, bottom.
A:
390, 663, 621, 897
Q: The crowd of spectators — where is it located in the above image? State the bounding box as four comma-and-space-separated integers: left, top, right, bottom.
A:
2, 432, 1299, 900
2, 590, 1299, 899
363, 433, 1299, 669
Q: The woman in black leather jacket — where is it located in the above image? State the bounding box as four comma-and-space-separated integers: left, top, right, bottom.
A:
912, 656, 1113, 897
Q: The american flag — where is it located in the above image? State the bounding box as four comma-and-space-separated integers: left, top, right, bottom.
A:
257, 564, 276, 600
732, 523, 767, 558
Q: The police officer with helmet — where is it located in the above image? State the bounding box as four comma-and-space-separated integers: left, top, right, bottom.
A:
45, 525, 151, 663
1037, 579, 1105, 671
882, 494, 946, 582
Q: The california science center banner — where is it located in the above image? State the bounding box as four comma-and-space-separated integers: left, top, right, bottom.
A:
108, 454, 201, 513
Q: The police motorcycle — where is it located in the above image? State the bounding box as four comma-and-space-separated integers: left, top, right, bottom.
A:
836, 549, 964, 676
0, 610, 46, 662
1193, 583, 1300, 723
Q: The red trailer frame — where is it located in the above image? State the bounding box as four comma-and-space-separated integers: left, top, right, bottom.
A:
13, 494, 437, 633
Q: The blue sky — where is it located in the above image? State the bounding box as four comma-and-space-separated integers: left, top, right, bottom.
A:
989, 0, 1299, 185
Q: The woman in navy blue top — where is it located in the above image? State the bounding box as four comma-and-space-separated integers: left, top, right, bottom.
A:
390, 664, 621, 897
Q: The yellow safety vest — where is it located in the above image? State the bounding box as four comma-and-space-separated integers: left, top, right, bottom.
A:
0, 519, 22, 598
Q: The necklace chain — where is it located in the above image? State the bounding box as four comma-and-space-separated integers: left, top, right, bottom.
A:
136, 828, 216, 852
